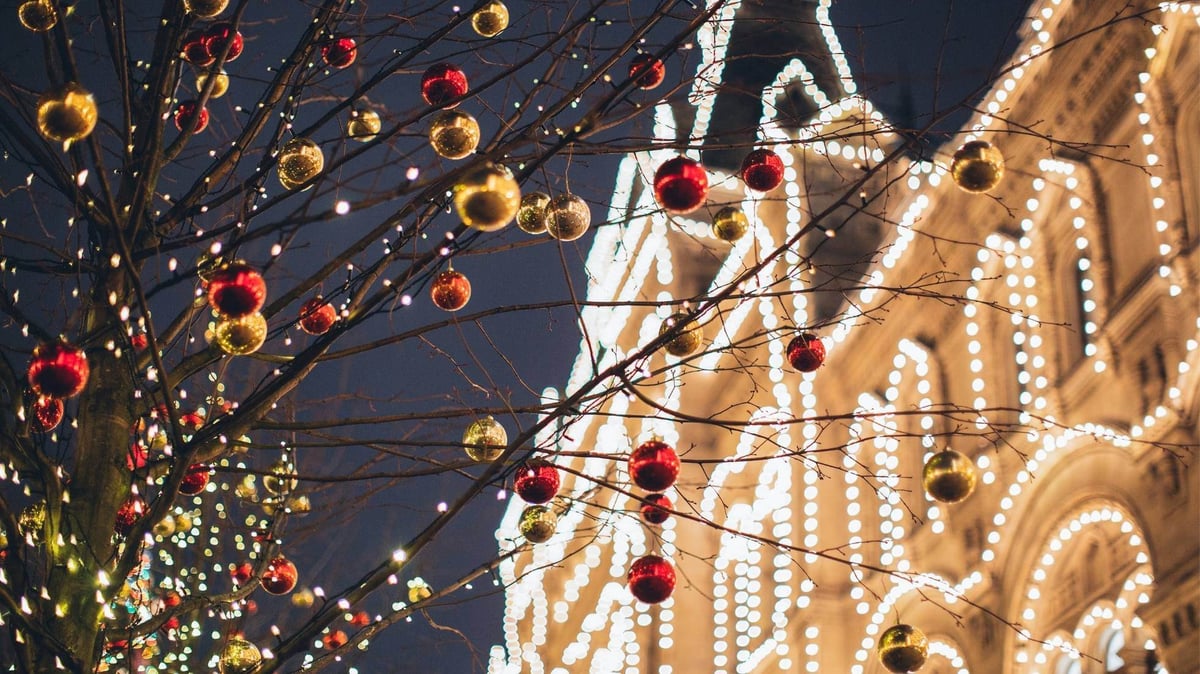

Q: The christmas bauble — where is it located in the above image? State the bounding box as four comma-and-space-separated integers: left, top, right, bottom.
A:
471, 1, 509, 37
277, 137, 324, 190
182, 32, 214, 66
514, 460, 560, 504
18, 502, 45, 539
659, 312, 701, 358
213, 312, 268, 356
519, 505, 557, 543
740, 149, 784, 192
286, 494, 311, 515
178, 464, 211, 495
640, 493, 671, 525
516, 192, 551, 234
184, 0, 227, 18
546, 194, 591, 241
207, 263, 266, 318
322, 37, 357, 69
430, 269, 471, 311
204, 22, 244, 62
28, 342, 89, 398
453, 164, 520, 231
195, 69, 229, 98
627, 555, 675, 604
114, 495, 146, 536
218, 637, 262, 674
421, 63, 468, 108
262, 460, 298, 495
231, 562, 253, 585
347, 108, 381, 142
922, 449, 977, 504
463, 416, 507, 461
629, 53, 666, 90
407, 578, 432, 603
428, 110, 480, 160
653, 156, 708, 214
36, 83, 98, 144
262, 556, 298, 595
322, 630, 348, 649
32, 396, 64, 431
950, 140, 1004, 193
298, 296, 337, 335
18, 1, 57, 32
174, 100, 209, 133
712, 206, 749, 242
786, 332, 825, 372
291, 588, 315, 607
878, 623, 928, 673
152, 514, 176, 538
629, 439, 680, 492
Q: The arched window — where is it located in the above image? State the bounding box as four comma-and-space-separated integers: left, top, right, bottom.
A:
1103, 626, 1126, 671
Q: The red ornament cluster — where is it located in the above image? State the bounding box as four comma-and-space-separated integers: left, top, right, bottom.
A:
431, 269, 472, 311
628, 439, 680, 492
786, 332, 825, 372
322, 37, 358, 69
298, 296, 337, 335
639, 493, 671, 525
28, 342, 89, 398
653, 156, 708, 215
740, 149, 784, 192
174, 100, 209, 133
182, 22, 244, 66
514, 460, 560, 505
262, 556, 298, 595
421, 63, 469, 108
629, 53, 665, 90
207, 263, 266, 318
627, 555, 676, 604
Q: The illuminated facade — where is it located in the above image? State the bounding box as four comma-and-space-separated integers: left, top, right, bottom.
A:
494, 2, 1200, 673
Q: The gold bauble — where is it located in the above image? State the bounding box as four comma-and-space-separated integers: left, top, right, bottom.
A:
347, 108, 381, 142
950, 140, 1004, 193
659, 312, 701, 357
463, 415, 507, 462
262, 460, 298, 495
287, 495, 311, 515
37, 83, 98, 144
516, 191, 551, 235
196, 70, 230, 99
291, 587, 315, 608
878, 623, 928, 673
18, 0, 57, 32
218, 637, 263, 674
471, 1, 509, 38
153, 514, 177, 538
183, 0, 228, 18
234, 475, 258, 500
277, 137, 324, 190
546, 193, 591, 241
712, 206, 749, 242
407, 578, 432, 603
429, 110, 481, 160
453, 164, 520, 232
213, 312, 267, 356
519, 505, 557, 543
19, 502, 46, 539
922, 449, 977, 504
174, 512, 194, 532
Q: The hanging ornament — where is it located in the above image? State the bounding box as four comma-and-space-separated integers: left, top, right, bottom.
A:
184, 0, 227, 18
114, 495, 146, 537
32, 396, 64, 431
428, 110, 480, 160
653, 156, 708, 215
347, 108, 381, 142
463, 415, 507, 462
407, 578, 432, 603
516, 192, 551, 234
519, 505, 557, 543
218, 637, 262, 674
207, 263, 266, 318
298, 296, 337, 335
950, 140, 1004, 193
922, 449, 977, 504
231, 562, 254, 585
262, 460, 298, 495
262, 556, 298, 595
420, 63, 468, 108
453, 163, 520, 232
659, 312, 701, 358
213, 313, 268, 356
640, 493, 671, 525
174, 100, 209, 133
740, 149, 784, 192
153, 514, 177, 538
430, 269, 472, 311
878, 623, 928, 673
36, 83, 98, 145
277, 137, 324, 190
514, 460, 560, 504
18, 502, 45, 540
203, 22, 244, 61
322, 631, 348, 649
629, 53, 666, 90
711, 206, 749, 242
286, 494, 312, 515
629, 439, 680, 492
471, 1, 509, 37
182, 31, 215, 66
321, 36, 357, 69
291, 587, 315, 608
786, 332, 825, 372
195, 69, 229, 98
627, 555, 675, 604
28, 342, 89, 398
178, 464, 211, 496
546, 194, 591, 242
18, 1, 57, 32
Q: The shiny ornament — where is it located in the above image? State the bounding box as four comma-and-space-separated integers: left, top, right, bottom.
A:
36, 83, 98, 145
277, 137, 324, 190
463, 416, 507, 461
878, 623, 928, 673
420, 63, 468, 108
653, 156, 708, 214
740, 149, 784, 192
152, 514, 176, 538
28, 342, 89, 398
114, 496, 146, 536
262, 460, 298, 495
195, 69, 229, 98
231, 562, 253, 585
182, 32, 214, 66
174, 100, 209, 133
627, 555, 675, 604
659, 312, 701, 358
262, 556, 298, 595
213, 312, 268, 356
18, 502, 46, 539
950, 140, 1004, 193
291, 587, 315, 608
321, 37, 357, 69
207, 263, 266, 318
178, 464, 211, 495
298, 296, 337, 335
430, 269, 471, 311
347, 108, 381, 142
629, 53, 666, 90
640, 493, 671, 525
519, 505, 557, 543
922, 450, 977, 504
218, 637, 262, 674
516, 192, 551, 234
514, 460, 560, 504
184, 0, 227, 18
453, 163, 520, 231
428, 110, 480, 159
546, 194, 591, 241
471, 1, 509, 37
204, 22, 244, 61
18, 1, 57, 32
32, 397, 64, 431
322, 630, 348, 649
711, 206, 749, 242
407, 578, 432, 603
786, 332, 825, 372
629, 439, 680, 492
286, 494, 312, 515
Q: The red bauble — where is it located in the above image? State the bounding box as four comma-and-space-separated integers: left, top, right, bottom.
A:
262, 556, 298, 595
627, 555, 676, 604
114, 496, 145, 536
207, 263, 266, 318
127, 444, 148, 471
430, 269, 471, 311
421, 63, 468, 108
174, 100, 209, 133
28, 342, 89, 398
204, 22, 244, 61
231, 562, 253, 585
653, 157, 708, 215
786, 332, 825, 372
350, 611, 371, 627
321, 37, 357, 69
298, 296, 337, 335
640, 493, 672, 525
32, 397, 64, 431
178, 464, 210, 495
514, 460, 560, 505
322, 630, 348, 649
629, 53, 665, 90
741, 149, 784, 192
130, 333, 149, 351
182, 31, 214, 66
629, 439, 680, 492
